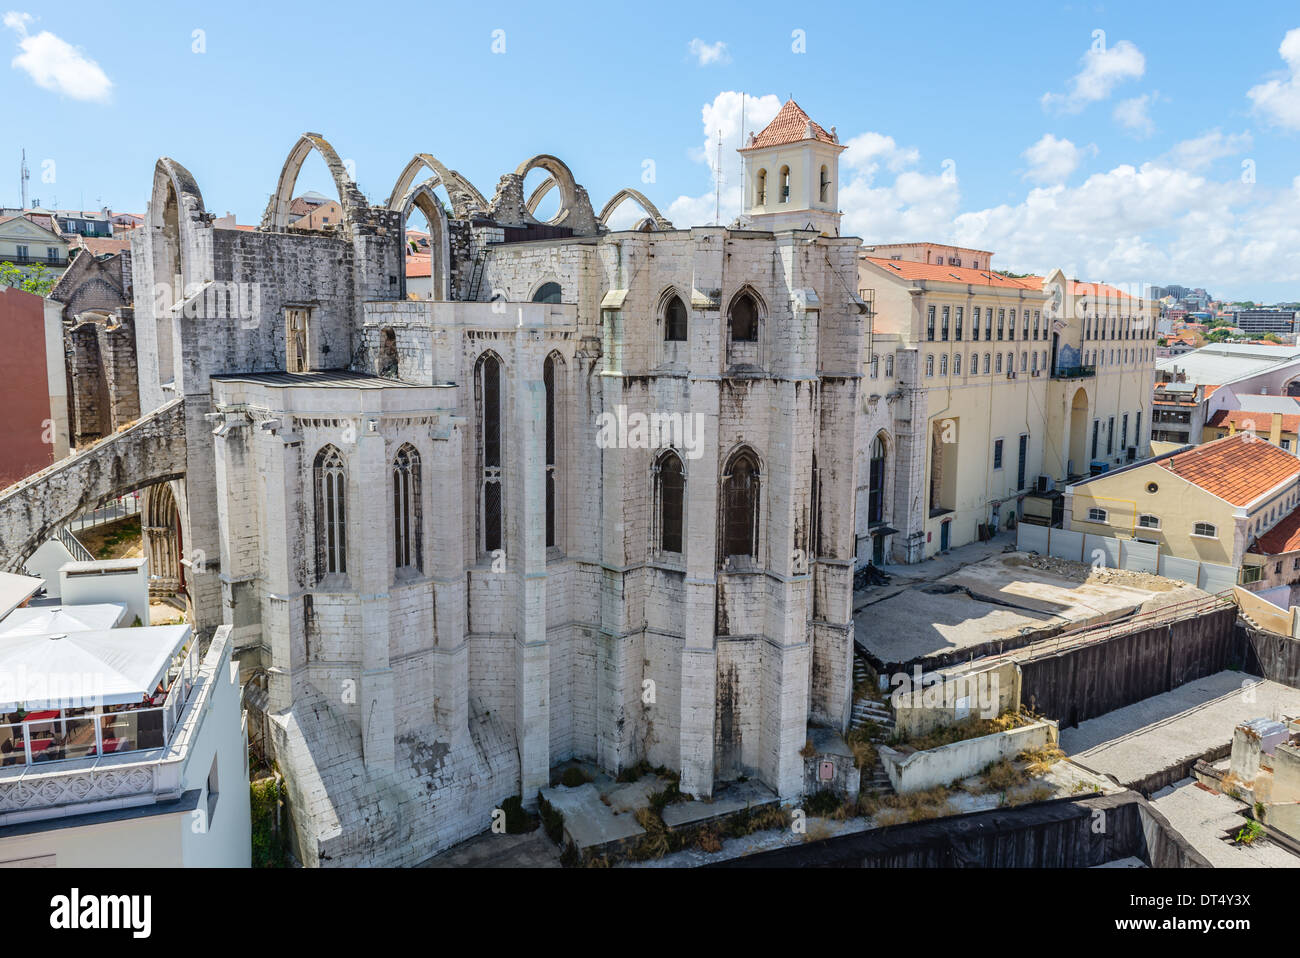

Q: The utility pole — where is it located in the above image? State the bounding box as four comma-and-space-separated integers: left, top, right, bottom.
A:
20, 149, 29, 210
713, 129, 722, 225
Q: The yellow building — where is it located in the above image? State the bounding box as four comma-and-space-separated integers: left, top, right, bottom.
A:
1066, 433, 1300, 575
856, 254, 1159, 562
0, 212, 69, 281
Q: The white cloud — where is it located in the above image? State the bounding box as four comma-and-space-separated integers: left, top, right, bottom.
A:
838, 140, 1299, 295
842, 132, 919, 178
4, 11, 111, 102
687, 38, 730, 67
1114, 93, 1155, 137
1021, 134, 1095, 184
1042, 38, 1144, 113
1247, 27, 1300, 130
1164, 130, 1252, 171
666, 91, 780, 225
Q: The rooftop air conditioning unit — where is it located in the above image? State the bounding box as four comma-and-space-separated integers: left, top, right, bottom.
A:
1036, 475, 1055, 493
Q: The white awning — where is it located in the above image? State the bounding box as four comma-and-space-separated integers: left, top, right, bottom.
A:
0, 572, 44, 621
0, 603, 128, 636
0, 625, 191, 711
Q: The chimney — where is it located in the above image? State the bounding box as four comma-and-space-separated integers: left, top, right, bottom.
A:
1272, 412, 1284, 447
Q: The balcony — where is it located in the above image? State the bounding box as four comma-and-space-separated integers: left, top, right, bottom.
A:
1051, 364, 1096, 380
0, 629, 199, 771
1, 255, 67, 268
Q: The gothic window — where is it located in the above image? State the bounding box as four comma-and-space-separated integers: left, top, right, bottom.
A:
729, 291, 759, 343
868, 434, 886, 525
721, 447, 760, 562
393, 444, 422, 571
809, 455, 822, 560
532, 282, 562, 304
656, 450, 685, 554
477, 353, 504, 555
664, 294, 688, 342
314, 445, 347, 580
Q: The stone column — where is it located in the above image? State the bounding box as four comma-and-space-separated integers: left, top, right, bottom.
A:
514, 357, 550, 805
429, 419, 469, 740
356, 419, 395, 772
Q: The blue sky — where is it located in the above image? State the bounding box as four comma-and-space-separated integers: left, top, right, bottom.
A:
5, 1, 1300, 299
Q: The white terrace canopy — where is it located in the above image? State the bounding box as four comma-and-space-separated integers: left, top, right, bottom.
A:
0, 572, 44, 621
0, 624, 190, 710
0, 603, 128, 637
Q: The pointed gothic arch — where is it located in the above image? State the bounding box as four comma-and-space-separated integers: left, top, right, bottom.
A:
596, 187, 673, 231
387, 153, 489, 220
394, 178, 451, 300
261, 133, 370, 231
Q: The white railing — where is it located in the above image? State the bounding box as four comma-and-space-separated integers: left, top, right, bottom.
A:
0, 638, 201, 770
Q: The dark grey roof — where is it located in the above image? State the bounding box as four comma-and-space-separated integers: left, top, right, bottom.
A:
210, 370, 425, 389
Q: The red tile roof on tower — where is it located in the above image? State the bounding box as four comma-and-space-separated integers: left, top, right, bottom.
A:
862, 257, 1041, 289
741, 99, 839, 150
1158, 433, 1300, 505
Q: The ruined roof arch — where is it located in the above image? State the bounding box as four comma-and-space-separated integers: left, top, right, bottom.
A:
597, 187, 673, 231
396, 178, 451, 301
387, 153, 488, 220
150, 157, 207, 232
261, 133, 369, 232
514, 154, 580, 227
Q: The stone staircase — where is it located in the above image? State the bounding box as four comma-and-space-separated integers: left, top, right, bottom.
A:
851, 649, 895, 795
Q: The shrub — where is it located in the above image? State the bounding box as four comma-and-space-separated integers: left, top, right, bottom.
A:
559, 766, 591, 788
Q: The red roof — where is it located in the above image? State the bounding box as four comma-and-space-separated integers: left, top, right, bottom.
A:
863, 257, 1040, 290
1206, 409, 1300, 434
405, 253, 431, 278
72, 235, 130, 256
1255, 505, 1300, 555
1158, 433, 1300, 506
741, 99, 838, 151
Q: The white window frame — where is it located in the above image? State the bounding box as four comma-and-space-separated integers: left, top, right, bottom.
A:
1137, 514, 1160, 530
1087, 507, 1108, 523
1191, 521, 1217, 539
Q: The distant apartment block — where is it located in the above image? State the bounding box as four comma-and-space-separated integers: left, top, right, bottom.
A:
1233, 308, 1299, 337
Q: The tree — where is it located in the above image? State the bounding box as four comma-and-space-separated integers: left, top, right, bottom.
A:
0, 261, 55, 296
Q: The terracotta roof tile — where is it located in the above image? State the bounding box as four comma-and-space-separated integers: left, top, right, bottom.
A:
1206, 409, 1300, 434
863, 257, 1041, 289
405, 253, 431, 278
741, 99, 838, 150
1255, 505, 1300, 555
1158, 433, 1300, 506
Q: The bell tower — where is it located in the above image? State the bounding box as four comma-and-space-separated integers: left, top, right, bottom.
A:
739, 99, 846, 235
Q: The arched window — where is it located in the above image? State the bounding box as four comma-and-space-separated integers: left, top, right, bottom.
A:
1020, 351, 1027, 372
721, 448, 760, 562
870, 355, 879, 379
729, 291, 759, 343
996, 353, 1003, 374
954, 353, 962, 375
756, 168, 767, 206
925, 354, 935, 377
868, 434, 887, 525
939, 354, 948, 376
664, 294, 688, 342
983, 352, 991, 374
393, 444, 422, 571
532, 281, 562, 304
656, 450, 685, 554
779, 166, 791, 203
314, 445, 347, 580
885, 354, 894, 377
477, 353, 504, 555
544, 354, 559, 548
819, 165, 830, 203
